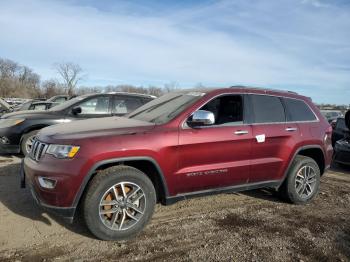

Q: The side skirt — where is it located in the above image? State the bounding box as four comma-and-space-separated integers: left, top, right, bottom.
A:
165, 180, 282, 205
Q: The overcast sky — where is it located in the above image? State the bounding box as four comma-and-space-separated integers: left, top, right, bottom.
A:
0, 0, 349, 104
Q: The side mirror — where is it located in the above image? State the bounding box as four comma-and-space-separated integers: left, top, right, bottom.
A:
72, 106, 82, 115
187, 110, 215, 128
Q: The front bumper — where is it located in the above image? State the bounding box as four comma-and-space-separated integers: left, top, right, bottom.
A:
333, 140, 350, 165
21, 155, 88, 221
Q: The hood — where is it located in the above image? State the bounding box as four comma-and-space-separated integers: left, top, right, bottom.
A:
345, 110, 350, 129
38, 117, 155, 141
1, 109, 60, 119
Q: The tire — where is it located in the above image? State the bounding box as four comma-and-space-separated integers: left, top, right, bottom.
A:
83, 165, 156, 241
278, 155, 320, 204
21, 130, 39, 156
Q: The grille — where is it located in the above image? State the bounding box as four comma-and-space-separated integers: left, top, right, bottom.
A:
30, 140, 48, 161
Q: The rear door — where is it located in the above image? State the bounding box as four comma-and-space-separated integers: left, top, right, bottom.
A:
249, 94, 300, 183
176, 94, 253, 193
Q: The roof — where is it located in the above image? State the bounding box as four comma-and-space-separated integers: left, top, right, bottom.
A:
230, 85, 298, 95
106, 92, 157, 99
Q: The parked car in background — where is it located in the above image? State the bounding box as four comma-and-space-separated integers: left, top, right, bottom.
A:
321, 110, 343, 123
21, 87, 332, 240
14, 99, 46, 111
47, 95, 70, 104
333, 110, 350, 166
0, 98, 12, 116
331, 117, 348, 147
0, 92, 155, 155
28, 101, 59, 111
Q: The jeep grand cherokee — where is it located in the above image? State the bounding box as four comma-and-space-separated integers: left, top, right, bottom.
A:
21, 87, 333, 240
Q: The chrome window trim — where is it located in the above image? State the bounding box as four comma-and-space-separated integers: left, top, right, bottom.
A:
181, 92, 319, 130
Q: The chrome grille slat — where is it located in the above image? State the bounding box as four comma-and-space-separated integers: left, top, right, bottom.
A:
29, 139, 48, 161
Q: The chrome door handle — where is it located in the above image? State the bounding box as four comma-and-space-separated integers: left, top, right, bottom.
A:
285, 127, 298, 132
234, 130, 249, 135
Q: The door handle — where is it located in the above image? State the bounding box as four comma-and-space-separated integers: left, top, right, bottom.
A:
234, 130, 249, 135
285, 127, 298, 132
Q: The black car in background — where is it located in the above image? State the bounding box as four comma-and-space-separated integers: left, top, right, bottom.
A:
333, 110, 350, 166
332, 117, 348, 147
0, 92, 155, 155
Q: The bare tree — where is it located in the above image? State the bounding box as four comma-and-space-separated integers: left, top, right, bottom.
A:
54, 62, 83, 96
163, 81, 179, 93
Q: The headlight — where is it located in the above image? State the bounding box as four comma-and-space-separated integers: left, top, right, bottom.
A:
46, 144, 80, 159
0, 118, 25, 128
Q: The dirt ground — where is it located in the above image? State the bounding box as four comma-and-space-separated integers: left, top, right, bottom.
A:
0, 155, 349, 262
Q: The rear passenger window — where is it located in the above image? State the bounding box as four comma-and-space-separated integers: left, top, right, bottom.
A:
283, 98, 316, 122
251, 95, 285, 123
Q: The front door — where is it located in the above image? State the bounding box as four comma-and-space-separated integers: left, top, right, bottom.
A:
176, 94, 252, 193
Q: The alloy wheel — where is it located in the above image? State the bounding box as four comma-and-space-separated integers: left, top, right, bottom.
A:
99, 182, 146, 231
295, 165, 317, 198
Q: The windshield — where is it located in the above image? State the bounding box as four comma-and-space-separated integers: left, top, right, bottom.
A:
48, 95, 88, 111
128, 91, 206, 124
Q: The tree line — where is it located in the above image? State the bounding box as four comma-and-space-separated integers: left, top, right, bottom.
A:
0, 57, 178, 99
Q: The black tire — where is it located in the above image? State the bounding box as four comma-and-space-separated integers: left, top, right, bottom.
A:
20, 130, 39, 156
83, 165, 156, 241
278, 155, 320, 204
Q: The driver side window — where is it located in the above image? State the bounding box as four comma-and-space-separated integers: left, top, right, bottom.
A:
199, 95, 243, 126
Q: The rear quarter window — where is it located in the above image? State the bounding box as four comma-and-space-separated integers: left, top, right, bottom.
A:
283, 98, 317, 122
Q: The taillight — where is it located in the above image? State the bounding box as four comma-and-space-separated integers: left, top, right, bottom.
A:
324, 125, 332, 144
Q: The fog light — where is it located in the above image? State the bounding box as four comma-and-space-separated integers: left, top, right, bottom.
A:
0, 136, 10, 144
38, 177, 57, 189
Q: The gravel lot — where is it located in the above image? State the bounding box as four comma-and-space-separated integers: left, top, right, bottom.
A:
0, 155, 349, 261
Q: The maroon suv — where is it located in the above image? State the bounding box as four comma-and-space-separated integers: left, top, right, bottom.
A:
21, 87, 333, 240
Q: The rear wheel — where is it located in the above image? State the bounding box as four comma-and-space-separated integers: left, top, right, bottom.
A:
279, 156, 320, 204
83, 166, 156, 241
21, 130, 39, 156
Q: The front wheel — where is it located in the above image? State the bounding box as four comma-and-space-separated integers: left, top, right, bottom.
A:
279, 156, 320, 204
21, 130, 39, 156
83, 166, 156, 241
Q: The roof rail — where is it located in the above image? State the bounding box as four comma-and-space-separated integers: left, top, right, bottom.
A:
230, 85, 298, 95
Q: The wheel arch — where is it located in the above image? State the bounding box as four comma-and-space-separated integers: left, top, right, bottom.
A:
20, 124, 49, 142
281, 145, 326, 186
72, 157, 169, 209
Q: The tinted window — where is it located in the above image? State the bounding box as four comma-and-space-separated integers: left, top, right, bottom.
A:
197, 95, 243, 126
251, 95, 285, 123
77, 96, 110, 114
284, 98, 316, 122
